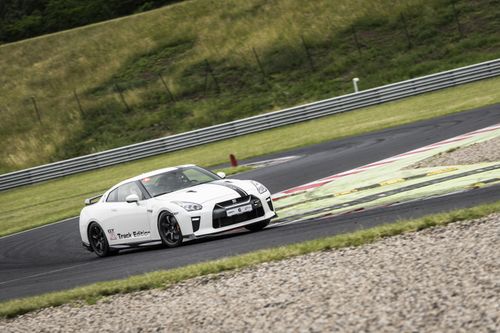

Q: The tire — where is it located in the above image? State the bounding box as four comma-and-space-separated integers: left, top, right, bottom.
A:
158, 211, 183, 248
88, 222, 115, 257
245, 219, 270, 232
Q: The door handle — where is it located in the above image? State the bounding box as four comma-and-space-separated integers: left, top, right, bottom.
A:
111, 209, 117, 212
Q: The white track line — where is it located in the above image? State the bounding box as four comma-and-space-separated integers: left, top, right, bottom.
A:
0, 216, 78, 240
0, 261, 94, 286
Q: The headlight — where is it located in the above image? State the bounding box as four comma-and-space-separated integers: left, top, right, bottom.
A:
251, 181, 268, 194
173, 201, 203, 211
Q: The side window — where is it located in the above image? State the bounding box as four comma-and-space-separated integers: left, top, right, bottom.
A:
117, 182, 145, 202
107, 182, 145, 202
106, 188, 119, 202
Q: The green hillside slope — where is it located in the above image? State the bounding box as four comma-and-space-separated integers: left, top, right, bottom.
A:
0, 0, 499, 173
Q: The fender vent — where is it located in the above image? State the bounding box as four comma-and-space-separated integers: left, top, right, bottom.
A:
191, 217, 201, 232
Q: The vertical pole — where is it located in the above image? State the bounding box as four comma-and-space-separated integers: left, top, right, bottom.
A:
400, 13, 412, 49
31, 96, 42, 123
204, 59, 220, 93
114, 84, 131, 113
158, 74, 176, 102
300, 35, 315, 71
352, 78, 360, 93
351, 26, 362, 55
203, 68, 210, 94
252, 47, 267, 82
451, 1, 464, 38
73, 89, 84, 115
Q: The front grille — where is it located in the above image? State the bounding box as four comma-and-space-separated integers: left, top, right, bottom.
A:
216, 196, 250, 207
212, 196, 265, 229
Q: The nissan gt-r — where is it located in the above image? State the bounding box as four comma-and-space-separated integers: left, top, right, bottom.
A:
79, 165, 276, 257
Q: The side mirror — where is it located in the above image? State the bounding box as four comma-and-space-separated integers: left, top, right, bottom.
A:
126, 194, 140, 203
84, 194, 103, 206
217, 171, 226, 179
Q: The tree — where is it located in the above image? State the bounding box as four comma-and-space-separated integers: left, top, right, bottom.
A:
0, 0, 183, 43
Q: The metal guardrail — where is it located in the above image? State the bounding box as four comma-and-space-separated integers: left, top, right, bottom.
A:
1, 58, 499, 191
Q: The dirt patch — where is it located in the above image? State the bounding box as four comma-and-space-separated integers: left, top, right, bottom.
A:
412, 136, 500, 168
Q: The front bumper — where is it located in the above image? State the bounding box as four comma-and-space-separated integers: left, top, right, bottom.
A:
212, 195, 265, 229
189, 194, 276, 237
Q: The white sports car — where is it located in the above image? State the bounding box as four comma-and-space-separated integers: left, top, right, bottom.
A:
80, 165, 276, 257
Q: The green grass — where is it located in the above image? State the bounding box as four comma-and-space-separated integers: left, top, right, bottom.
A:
1, 200, 498, 319
0, 0, 499, 172
1, 76, 499, 237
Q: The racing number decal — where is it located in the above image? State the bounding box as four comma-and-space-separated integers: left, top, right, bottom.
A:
107, 229, 117, 240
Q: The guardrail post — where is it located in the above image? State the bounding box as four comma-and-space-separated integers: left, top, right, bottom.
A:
114, 84, 132, 113
73, 89, 84, 115
158, 73, 176, 102
252, 47, 268, 83
351, 26, 362, 55
204, 59, 220, 93
451, 1, 464, 38
400, 13, 412, 49
300, 35, 315, 71
31, 96, 42, 123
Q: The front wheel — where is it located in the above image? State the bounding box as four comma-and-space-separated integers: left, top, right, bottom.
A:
158, 211, 183, 248
88, 222, 115, 257
245, 219, 270, 232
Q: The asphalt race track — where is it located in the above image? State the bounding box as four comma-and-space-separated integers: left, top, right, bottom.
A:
1, 104, 499, 301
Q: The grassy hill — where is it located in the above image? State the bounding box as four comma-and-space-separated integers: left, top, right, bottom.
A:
0, 0, 499, 173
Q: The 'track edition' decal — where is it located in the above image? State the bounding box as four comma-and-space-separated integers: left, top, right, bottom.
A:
108, 229, 150, 240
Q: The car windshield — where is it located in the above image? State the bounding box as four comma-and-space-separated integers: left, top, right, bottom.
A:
140, 166, 220, 197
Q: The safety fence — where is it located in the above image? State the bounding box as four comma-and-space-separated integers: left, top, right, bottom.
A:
1, 58, 499, 191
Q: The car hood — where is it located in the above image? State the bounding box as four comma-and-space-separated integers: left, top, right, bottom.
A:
154, 180, 255, 204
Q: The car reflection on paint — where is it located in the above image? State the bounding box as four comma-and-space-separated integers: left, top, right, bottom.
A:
79, 165, 276, 257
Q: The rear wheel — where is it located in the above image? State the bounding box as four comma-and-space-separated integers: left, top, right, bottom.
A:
88, 222, 115, 257
245, 219, 270, 232
158, 211, 183, 248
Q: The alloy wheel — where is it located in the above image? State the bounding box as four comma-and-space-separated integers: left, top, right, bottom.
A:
160, 214, 182, 247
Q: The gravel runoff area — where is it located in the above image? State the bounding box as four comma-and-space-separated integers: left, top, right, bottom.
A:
413, 136, 500, 168
2, 213, 499, 333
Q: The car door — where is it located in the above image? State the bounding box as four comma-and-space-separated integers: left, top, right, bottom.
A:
104, 181, 152, 245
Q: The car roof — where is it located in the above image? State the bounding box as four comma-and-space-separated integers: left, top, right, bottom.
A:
110, 164, 196, 190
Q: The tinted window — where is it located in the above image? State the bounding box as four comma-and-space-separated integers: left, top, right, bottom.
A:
183, 168, 215, 183
107, 182, 145, 202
